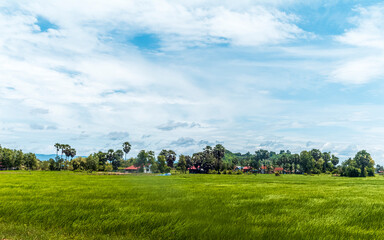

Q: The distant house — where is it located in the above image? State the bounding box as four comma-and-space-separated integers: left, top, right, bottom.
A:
143, 164, 152, 174
242, 166, 252, 172
124, 165, 139, 173
124, 164, 152, 173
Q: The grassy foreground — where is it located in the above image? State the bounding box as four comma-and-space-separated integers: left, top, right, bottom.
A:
1, 172, 384, 239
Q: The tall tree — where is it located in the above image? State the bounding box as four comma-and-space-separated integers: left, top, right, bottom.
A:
70, 148, 76, 160
177, 155, 187, 173
255, 149, 269, 173
331, 155, 339, 168
122, 142, 131, 161
213, 144, 225, 172
159, 149, 176, 168
322, 152, 331, 172
354, 150, 374, 177
107, 149, 115, 164
54, 143, 60, 158
300, 151, 315, 174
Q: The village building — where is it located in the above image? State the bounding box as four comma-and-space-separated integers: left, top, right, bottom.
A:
124, 164, 152, 173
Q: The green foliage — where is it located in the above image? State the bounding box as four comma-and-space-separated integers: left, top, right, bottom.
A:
122, 141, 131, 160
0, 145, 37, 170
156, 155, 171, 173
159, 149, 176, 168
367, 168, 375, 177
332, 169, 339, 174
177, 155, 187, 173
300, 151, 315, 174
346, 166, 361, 177
208, 169, 218, 174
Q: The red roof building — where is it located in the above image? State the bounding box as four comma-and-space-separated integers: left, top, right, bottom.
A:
124, 165, 139, 171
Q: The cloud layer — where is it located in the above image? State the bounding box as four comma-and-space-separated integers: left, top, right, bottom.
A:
1, 1, 384, 163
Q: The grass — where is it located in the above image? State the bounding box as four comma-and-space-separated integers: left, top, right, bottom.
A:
1, 172, 384, 239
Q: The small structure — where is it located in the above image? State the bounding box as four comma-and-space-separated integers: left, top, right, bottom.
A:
124, 164, 152, 173
143, 164, 152, 174
242, 166, 252, 173
124, 165, 139, 173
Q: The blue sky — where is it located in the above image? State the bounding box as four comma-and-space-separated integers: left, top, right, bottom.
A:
1, 0, 384, 163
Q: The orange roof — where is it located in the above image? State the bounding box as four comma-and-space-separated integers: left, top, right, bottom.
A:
125, 165, 139, 170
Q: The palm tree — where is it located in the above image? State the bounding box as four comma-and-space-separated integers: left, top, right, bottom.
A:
54, 143, 60, 158
107, 149, 115, 164
70, 148, 76, 160
122, 142, 131, 161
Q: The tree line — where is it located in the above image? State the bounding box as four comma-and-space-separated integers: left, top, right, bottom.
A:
0, 142, 377, 177
0, 145, 38, 170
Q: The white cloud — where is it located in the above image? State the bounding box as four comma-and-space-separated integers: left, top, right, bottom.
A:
331, 4, 384, 84
13, 0, 307, 50
2, 0, 384, 165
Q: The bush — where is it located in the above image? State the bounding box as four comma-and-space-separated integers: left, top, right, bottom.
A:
274, 172, 280, 176
367, 168, 375, 177
235, 170, 242, 175
332, 169, 339, 174
227, 170, 232, 175
208, 170, 217, 174
346, 166, 361, 177
164, 166, 171, 173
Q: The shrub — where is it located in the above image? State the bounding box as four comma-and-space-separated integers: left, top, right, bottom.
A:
208, 170, 217, 174
367, 168, 375, 177
274, 172, 280, 176
346, 166, 360, 177
332, 169, 339, 174
235, 170, 242, 175
222, 170, 227, 174
227, 170, 232, 175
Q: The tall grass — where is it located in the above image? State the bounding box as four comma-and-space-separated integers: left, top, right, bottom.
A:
1, 172, 384, 239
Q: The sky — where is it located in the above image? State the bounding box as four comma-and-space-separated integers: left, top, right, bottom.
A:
1, 0, 384, 163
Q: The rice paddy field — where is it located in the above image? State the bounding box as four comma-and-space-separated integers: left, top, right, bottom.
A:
1, 172, 384, 239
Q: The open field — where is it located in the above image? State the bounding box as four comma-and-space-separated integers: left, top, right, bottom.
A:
1, 172, 384, 239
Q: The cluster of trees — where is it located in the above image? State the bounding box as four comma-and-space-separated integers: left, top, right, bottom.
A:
340, 150, 375, 177
221, 149, 340, 174
0, 145, 38, 170
0, 141, 377, 177
175, 145, 226, 173
48, 142, 132, 172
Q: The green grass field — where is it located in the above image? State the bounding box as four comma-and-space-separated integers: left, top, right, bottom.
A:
1, 172, 384, 239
